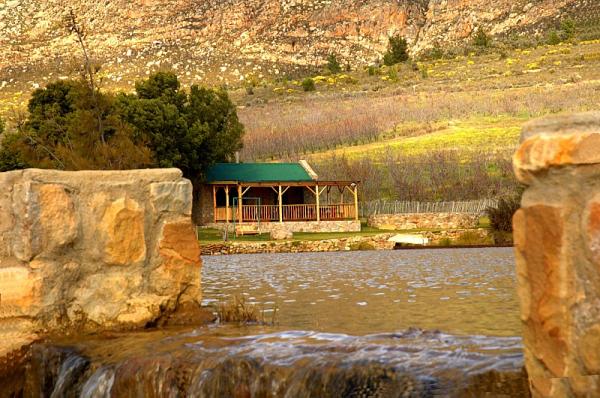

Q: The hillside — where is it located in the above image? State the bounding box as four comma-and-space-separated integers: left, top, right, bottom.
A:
0, 0, 595, 99
1, 0, 599, 202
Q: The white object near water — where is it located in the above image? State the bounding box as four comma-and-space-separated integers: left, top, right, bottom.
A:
388, 234, 429, 246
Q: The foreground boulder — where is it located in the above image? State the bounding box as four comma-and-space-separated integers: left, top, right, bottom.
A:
0, 169, 202, 360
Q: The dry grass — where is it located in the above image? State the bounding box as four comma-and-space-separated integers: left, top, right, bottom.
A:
236, 39, 600, 161
215, 296, 278, 325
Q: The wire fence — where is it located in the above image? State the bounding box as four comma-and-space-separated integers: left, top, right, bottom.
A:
359, 199, 498, 217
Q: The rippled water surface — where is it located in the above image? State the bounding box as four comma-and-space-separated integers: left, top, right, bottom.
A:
21, 248, 528, 397
202, 248, 520, 336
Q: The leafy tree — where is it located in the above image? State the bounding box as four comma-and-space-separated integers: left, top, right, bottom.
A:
383, 35, 409, 66
302, 77, 316, 92
118, 72, 244, 222
0, 80, 152, 171
326, 54, 342, 74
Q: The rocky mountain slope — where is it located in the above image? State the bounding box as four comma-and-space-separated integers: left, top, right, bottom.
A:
0, 0, 594, 92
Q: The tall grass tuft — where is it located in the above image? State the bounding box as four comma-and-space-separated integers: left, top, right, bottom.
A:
216, 296, 278, 325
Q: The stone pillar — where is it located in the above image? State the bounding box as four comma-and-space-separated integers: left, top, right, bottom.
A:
513, 112, 600, 397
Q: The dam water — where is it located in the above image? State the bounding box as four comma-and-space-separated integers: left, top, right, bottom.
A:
22, 248, 529, 397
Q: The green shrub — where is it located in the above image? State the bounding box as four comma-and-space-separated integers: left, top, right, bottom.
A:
388, 66, 398, 81
383, 34, 409, 66
486, 196, 521, 232
473, 28, 491, 47
302, 77, 316, 92
560, 19, 576, 40
547, 30, 561, 45
327, 54, 342, 74
367, 65, 379, 76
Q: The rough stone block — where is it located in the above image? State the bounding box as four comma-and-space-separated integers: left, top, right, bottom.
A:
514, 205, 568, 378
0, 267, 41, 318
0, 169, 201, 356
149, 181, 192, 215
100, 197, 146, 266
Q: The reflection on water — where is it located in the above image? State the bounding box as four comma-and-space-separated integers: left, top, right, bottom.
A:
202, 248, 520, 336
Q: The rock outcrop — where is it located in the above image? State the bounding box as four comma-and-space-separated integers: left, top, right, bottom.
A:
0, 0, 592, 93
513, 112, 600, 397
0, 169, 202, 360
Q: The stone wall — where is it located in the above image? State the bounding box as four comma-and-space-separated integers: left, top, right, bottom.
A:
201, 234, 396, 255
0, 169, 202, 360
368, 212, 480, 230
204, 220, 362, 233
512, 112, 600, 397
200, 228, 494, 255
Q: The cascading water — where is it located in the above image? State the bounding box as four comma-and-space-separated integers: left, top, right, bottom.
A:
21, 326, 528, 397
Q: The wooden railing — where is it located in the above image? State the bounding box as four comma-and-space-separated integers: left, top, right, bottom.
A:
214, 203, 356, 222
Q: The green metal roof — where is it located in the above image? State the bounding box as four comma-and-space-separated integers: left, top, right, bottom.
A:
206, 163, 313, 183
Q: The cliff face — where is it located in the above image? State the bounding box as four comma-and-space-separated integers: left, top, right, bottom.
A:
0, 0, 588, 88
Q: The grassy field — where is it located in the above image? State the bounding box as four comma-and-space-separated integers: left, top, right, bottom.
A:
305, 115, 523, 162
234, 39, 600, 162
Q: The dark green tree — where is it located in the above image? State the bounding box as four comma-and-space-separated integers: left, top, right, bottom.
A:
0, 80, 152, 171
118, 71, 244, 222
326, 54, 342, 74
383, 35, 409, 66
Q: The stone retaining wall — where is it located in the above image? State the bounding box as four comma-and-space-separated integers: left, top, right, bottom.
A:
204, 220, 361, 233
0, 169, 202, 360
200, 229, 493, 255
368, 213, 480, 230
513, 112, 600, 397
200, 234, 396, 255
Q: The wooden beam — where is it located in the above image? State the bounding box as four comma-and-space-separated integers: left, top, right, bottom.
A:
237, 185, 243, 224
278, 185, 283, 223
315, 184, 320, 222
225, 187, 230, 224
212, 185, 217, 223
352, 185, 359, 220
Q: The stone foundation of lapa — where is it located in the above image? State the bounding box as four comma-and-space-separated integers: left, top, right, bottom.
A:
0, 169, 202, 362
513, 112, 600, 397
203, 220, 361, 233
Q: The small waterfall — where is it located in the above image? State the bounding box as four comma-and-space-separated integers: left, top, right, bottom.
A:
79, 367, 115, 398
18, 327, 529, 398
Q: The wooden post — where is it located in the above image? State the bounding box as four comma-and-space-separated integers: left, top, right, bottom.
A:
237, 185, 243, 224
278, 185, 283, 223
225, 187, 230, 223
212, 186, 217, 223
315, 184, 320, 222
353, 184, 359, 220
